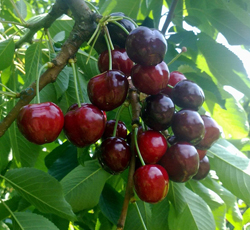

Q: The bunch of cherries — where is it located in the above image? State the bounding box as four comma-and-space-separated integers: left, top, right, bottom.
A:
16, 13, 221, 204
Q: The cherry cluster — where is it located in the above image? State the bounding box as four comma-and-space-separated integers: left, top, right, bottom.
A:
16, 13, 221, 205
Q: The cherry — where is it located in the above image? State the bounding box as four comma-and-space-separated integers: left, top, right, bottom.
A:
141, 94, 175, 131
102, 119, 127, 140
196, 115, 221, 150
137, 130, 167, 164
107, 12, 136, 48
162, 71, 187, 96
133, 164, 169, 203
196, 148, 207, 160
17, 102, 64, 145
171, 80, 205, 110
126, 26, 167, 66
98, 48, 133, 77
131, 61, 170, 95
98, 137, 131, 174
171, 109, 205, 145
159, 142, 199, 182
87, 70, 129, 111
192, 156, 210, 180
63, 103, 106, 147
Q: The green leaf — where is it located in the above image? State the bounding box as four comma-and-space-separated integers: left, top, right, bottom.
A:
60, 160, 111, 212
243, 208, 250, 227
0, 39, 15, 71
54, 66, 70, 99
1, 168, 76, 221
168, 183, 216, 230
12, 212, 59, 230
0, 196, 20, 221
208, 139, 250, 205
14, 0, 27, 20
24, 42, 42, 87
201, 176, 243, 229
187, 180, 226, 230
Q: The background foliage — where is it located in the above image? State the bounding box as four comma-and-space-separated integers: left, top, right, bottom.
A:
0, 0, 250, 229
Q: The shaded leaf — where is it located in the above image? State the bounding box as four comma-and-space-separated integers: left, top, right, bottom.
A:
0, 39, 15, 71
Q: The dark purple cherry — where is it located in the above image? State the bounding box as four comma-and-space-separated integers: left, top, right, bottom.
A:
107, 12, 136, 48
126, 26, 167, 66
171, 109, 205, 145
133, 164, 169, 203
98, 137, 131, 174
87, 70, 129, 111
196, 115, 221, 150
102, 119, 127, 140
159, 141, 199, 182
141, 94, 175, 131
192, 156, 210, 180
131, 61, 170, 95
98, 48, 133, 76
171, 80, 205, 110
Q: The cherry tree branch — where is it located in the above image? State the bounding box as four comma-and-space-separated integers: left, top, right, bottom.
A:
0, 0, 98, 137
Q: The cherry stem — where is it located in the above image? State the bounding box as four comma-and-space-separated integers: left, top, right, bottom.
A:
104, 33, 113, 71
134, 202, 148, 230
36, 62, 51, 104
134, 126, 145, 166
110, 20, 130, 35
104, 26, 114, 50
167, 84, 174, 89
167, 47, 187, 66
84, 1, 100, 14
112, 104, 125, 137
121, 16, 138, 28
69, 59, 81, 108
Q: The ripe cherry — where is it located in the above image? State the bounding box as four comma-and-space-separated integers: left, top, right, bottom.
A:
133, 164, 169, 203
159, 142, 199, 182
131, 61, 170, 95
137, 130, 167, 164
102, 119, 127, 140
192, 155, 210, 180
63, 103, 106, 147
87, 70, 129, 111
141, 94, 175, 131
196, 148, 207, 160
98, 48, 133, 77
17, 102, 64, 145
98, 137, 131, 174
171, 109, 205, 145
126, 26, 167, 66
196, 115, 221, 150
162, 71, 187, 96
171, 80, 205, 110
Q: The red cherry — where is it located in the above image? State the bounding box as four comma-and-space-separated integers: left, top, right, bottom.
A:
159, 142, 199, 183
162, 71, 187, 96
196, 115, 221, 150
102, 119, 127, 140
63, 103, 106, 147
98, 137, 131, 174
133, 164, 169, 203
131, 61, 170, 95
192, 155, 210, 180
196, 148, 207, 160
87, 70, 129, 111
98, 48, 134, 76
137, 130, 167, 164
17, 102, 64, 145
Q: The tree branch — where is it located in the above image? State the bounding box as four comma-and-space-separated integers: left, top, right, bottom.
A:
161, 0, 179, 35
0, 0, 98, 137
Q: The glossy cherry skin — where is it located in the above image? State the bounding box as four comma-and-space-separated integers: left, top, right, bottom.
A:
137, 130, 167, 164
98, 48, 134, 77
131, 61, 170, 95
17, 102, 64, 145
192, 155, 210, 180
133, 164, 169, 203
102, 119, 127, 140
171, 80, 205, 110
171, 109, 205, 145
126, 26, 167, 66
87, 70, 129, 111
98, 137, 131, 174
159, 142, 199, 182
196, 148, 207, 160
63, 103, 106, 147
162, 71, 187, 96
107, 12, 136, 48
141, 94, 175, 131
196, 115, 221, 150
